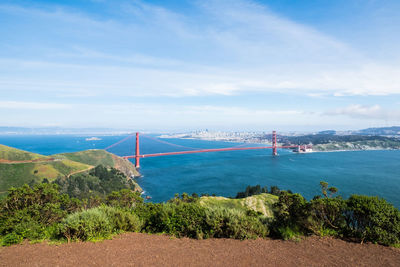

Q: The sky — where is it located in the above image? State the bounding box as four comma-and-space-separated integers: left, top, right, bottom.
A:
1, 0, 400, 132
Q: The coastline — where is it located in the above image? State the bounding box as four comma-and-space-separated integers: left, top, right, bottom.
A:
159, 136, 400, 153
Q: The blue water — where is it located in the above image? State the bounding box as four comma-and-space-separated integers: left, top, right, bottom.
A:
1, 135, 400, 207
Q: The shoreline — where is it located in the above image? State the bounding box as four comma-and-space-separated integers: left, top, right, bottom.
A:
159, 136, 400, 153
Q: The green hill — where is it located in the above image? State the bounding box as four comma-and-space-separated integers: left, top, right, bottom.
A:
0, 144, 49, 161
0, 159, 91, 197
199, 193, 278, 218
0, 145, 141, 198
55, 149, 140, 178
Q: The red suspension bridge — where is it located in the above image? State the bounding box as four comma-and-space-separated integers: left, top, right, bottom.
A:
105, 131, 310, 168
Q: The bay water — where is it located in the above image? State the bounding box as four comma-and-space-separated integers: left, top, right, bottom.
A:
1, 134, 399, 207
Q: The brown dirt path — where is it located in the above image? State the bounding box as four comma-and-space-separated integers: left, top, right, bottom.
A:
66, 166, 94, 178
1, 233, 399, 267
0, 158, 56, 164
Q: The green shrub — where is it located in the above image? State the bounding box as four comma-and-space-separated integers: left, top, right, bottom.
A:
308, 197, 346, 236
134, 202, 209, 239
59, 206, 142, 242
98, 206, 142, 232
0, 183, 81, 241
271, 191, 309, 238
1, 232, 23, 246
205, 207, 268, 239
10, 215, 47, 241
345, 195, 400, 246
105, 189, 143, 208
59, 207, 113, 241
276, 226, 302, 241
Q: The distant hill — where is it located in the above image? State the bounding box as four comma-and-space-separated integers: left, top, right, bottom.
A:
356, 126, 400, 136
55, 150, 140, 178
0, 145, 141, 197
318, 130, 336, 135
280, 134, 400, 151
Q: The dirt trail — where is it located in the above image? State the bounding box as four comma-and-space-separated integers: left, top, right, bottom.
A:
0, 158, 57, 164
1, 233, 399, 267
66, 166, 94, 178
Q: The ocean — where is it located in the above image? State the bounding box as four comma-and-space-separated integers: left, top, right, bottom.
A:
1, 134, 399, 207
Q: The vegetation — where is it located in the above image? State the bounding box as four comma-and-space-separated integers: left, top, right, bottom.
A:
0, 181, 399, 247
0, 144, 48, 161
54, 165, 140, 198
235, 185, 282, 198
0, 145, 141, 198
55, 150, 115, 167
200, 193, 277, 218
280, 134, 400, 151
55, 150, 140, 177
282, 134, 400, 145
270, 182, 400, 246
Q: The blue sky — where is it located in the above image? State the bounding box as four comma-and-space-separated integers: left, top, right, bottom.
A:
1, 0, 400, 131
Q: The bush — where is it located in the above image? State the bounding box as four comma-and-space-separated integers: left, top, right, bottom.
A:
59, 207, 113, 241
275, 225, 302, 241
205, 207, 268, 239
344, 195, 400, 246
271, 191, 309, 237
98, 206, 142, 232
105, 189, 143, 208
0, 183, 81, 239
1, 232, 23, 246
308, 197, 346, 236
134, 202, 209, 239
59, 206, 142, 242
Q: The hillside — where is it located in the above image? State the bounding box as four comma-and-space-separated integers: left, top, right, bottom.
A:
313, 140, 400, 151
199, 193, 278, 218
0, 145, 141, 197
55, 149, 140, 178
281, 134, 400, 151
356, 126, 400, 136
0, 144, 49, 162
0, 159, 91, 197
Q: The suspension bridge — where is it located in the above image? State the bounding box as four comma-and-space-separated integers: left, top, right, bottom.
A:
105, 131, 310, 168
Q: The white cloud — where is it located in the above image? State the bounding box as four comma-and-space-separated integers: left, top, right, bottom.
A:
1, 0, 400, 129
0, 101, 71, 110
1, 0, 399, 98
324, 104, 400, 120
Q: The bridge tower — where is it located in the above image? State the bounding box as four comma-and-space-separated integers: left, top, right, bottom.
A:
272, 130, 277, 156
135, 132, 140, 168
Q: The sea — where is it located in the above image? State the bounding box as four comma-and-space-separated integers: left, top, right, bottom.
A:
1, 134, 399, 207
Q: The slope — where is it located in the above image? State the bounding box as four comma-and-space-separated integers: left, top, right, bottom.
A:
0, 145, 141, 197
55, 149, 140, 177
199, 193, 278, 218
0, 144, 49, 162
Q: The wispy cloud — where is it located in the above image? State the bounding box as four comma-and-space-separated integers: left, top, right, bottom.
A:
324, 104, 400, 120
1, 0, 400, 129
0, 101, 71, 110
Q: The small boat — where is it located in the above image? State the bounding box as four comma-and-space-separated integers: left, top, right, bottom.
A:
146, 196, 152, 200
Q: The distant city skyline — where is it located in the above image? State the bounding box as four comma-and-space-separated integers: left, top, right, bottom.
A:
1, 0, 400, 131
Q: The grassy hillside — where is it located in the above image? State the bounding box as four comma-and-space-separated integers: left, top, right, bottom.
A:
0, 146, 141, 198
0, 144, 49, 161
55, 150, 140, 177
55, 149, 114, 166
199, 193, 278, 218
0, 160, 91, 197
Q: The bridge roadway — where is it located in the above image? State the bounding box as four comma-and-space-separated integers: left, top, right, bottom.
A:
122, 145, 299, 159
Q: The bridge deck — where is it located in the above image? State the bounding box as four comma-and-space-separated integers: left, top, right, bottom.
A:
122, 145, 299, 159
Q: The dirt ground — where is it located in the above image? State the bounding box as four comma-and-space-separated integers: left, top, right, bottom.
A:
1, 233, 399, 267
